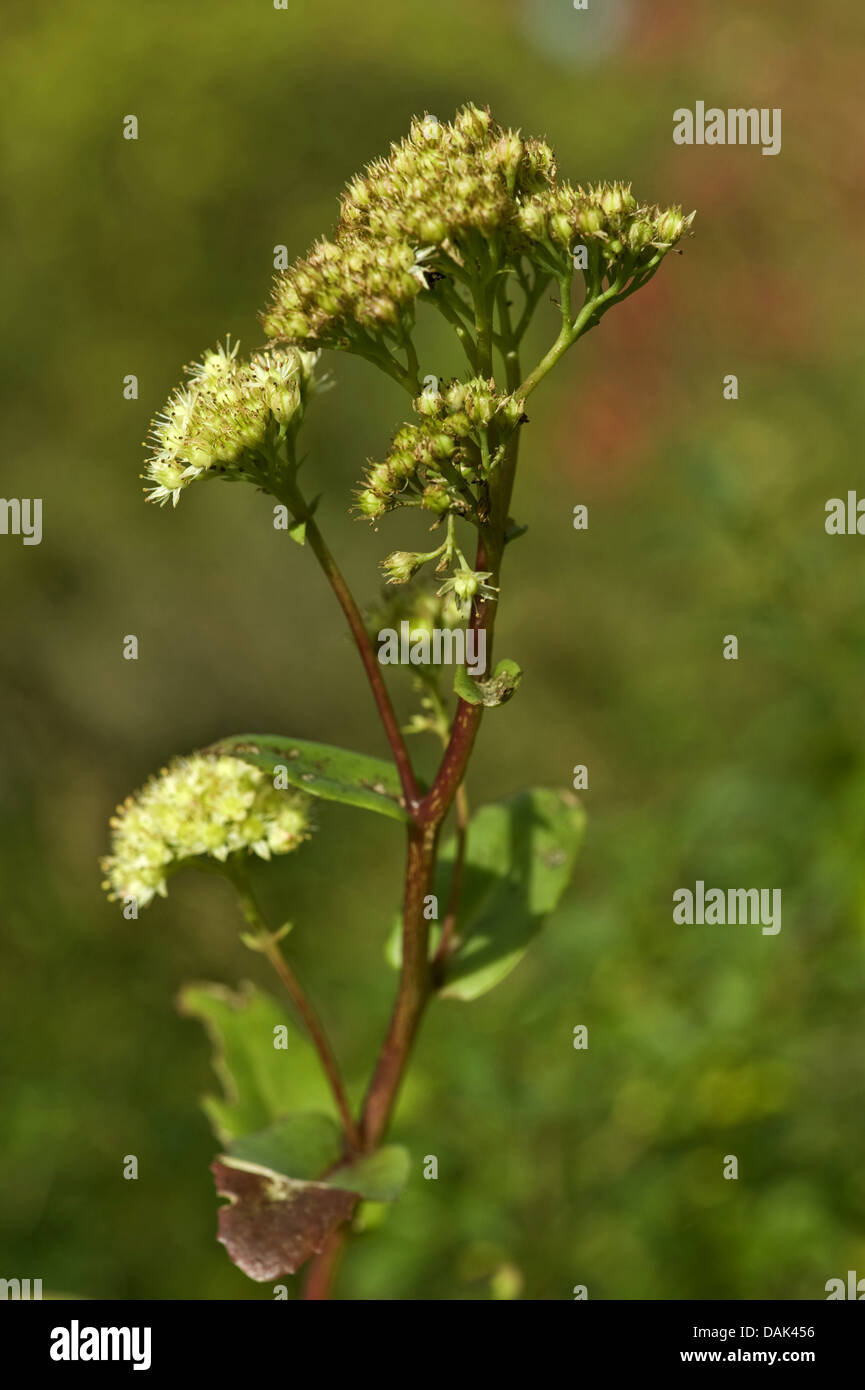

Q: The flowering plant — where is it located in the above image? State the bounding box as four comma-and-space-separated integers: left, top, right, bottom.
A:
103, 104, 693, 1298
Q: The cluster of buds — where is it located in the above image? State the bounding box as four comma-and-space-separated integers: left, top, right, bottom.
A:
144, 340, 319, 506
518, 179, 694, 278
261, 104, 559, 348
260, 235, 427, 347
356, 377, 526, 521
338, 106, 557, 254
101, 754, 313, 908
262, 105, 693, 354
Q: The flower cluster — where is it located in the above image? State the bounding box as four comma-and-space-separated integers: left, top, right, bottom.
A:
261, 105, 558, 347
101, 754, 313, 907
261, 105, 693, 351
356, 377, 526, 521
144, 340, 319, 506
517, 179, 694, 278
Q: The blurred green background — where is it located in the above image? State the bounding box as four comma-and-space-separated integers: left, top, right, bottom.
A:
2, 0, 864, 1300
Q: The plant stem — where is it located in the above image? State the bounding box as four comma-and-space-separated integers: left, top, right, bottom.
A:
280, 479, 421, 814
358, 432, 522, 1148
230, 863, 362, 1153
302, 1229, 347, 1300
359, 820, 437, 1148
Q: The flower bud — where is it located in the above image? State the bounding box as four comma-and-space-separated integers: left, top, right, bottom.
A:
655, 208, 686, 244
422, 482, 451, 513
416, 387, 441, 417
599, 183, 635, 217
494, 131, 524, 177
502, 396, 526, 427
628, 219, 654, 252
356, 488, 387, 518
549, 212, 573, 245
518, 201, 548, 238
388, 448, 417, 480
367, 462, 397, 494
455, 104, 491, 142
442, 410, 472, 439
382, 551, 425, 584
431, 432, 457, 458
575, 205, 604, 236
267, 378, 302, 425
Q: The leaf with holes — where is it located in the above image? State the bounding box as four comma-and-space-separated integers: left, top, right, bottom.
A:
202, 733, 410, 821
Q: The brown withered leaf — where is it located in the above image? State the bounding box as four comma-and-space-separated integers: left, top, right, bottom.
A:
212, 1160, 358, 1281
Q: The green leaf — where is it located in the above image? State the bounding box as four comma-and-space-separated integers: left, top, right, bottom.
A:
185, 984, 410, 1280
202, 733, 409, 822
387, 789, 585, 1000
225, 1119, 409, 1202
326, 1145, 410, 1201
177, 981, 326, 1143
227, 1113, 343, 1179
454, 658, 522, 707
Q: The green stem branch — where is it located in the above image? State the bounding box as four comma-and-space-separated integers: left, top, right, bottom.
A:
229, 861, 362, 1153
279, 476, 421, 814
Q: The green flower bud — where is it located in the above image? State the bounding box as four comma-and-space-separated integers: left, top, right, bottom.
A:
416, 387, 442, 417
628, 219, 654, 252
367, 462, 397, 494
502, 396, 526, 427
382, 550, 425, 584
442, 410, 472, 439
432, 432, 457, 458
455, 104, 491, 142
655, 208, 687, 244
575, 205, 604, 236
599, 183, 635, 217
467, 392, 495, 427
549, 212, 573, 245
421, 482, 451, 513
518, 201, 548, 238
356, 488, 387, 518
388, 448, 417, 481
494, 132, 524, 178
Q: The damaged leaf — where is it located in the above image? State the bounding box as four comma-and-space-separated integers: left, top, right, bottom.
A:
212, 1160, 357, 1281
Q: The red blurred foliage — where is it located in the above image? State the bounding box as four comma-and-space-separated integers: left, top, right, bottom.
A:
554, 279, 684, 490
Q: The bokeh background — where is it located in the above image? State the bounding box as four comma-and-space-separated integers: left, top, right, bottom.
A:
2, 0, 864, 1300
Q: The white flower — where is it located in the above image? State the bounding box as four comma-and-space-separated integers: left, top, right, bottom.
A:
101, 754, 313, 907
